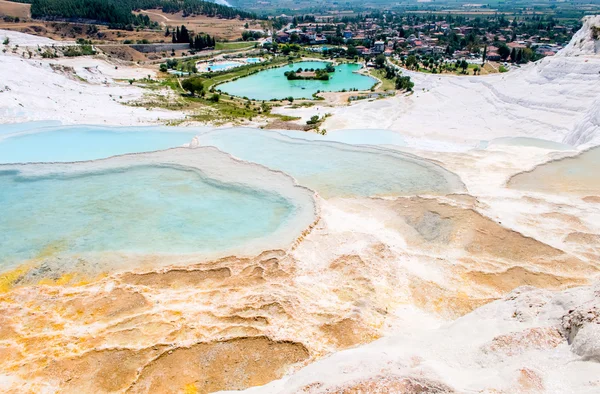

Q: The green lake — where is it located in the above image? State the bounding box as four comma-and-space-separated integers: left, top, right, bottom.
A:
217, 61, 377, 100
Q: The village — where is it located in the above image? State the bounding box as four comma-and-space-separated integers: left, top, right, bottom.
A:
269, 11, 575, 67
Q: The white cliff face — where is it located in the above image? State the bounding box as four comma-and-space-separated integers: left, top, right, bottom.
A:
565, 96, 600, 147
557, 15, 600, 57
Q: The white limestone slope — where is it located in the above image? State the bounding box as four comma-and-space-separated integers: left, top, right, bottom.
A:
0, 29, 72, 46
318, 15, 600, 148
0, 30, 182, 125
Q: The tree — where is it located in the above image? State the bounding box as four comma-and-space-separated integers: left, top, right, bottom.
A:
405, 55, 418, 70
473, 66, 480, 75
515, 49, 523, 64
395, 75, 414, 91
510, 48, 517, 63
159, 63, 168, 72
460, 60, 468, 73
498, 44, 510, 61
521, 47, 534, 63
179, 25, 190, 43
482, 45, 487, 64
346, 45, 358, 57
181, 77, 204, 96
374, 54, 386, 68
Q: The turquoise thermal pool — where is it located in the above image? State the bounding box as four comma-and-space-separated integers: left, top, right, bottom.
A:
0, 148, 317, 272
0, 123, 463, 273
0, 124, 201, 163
217, 61, 377, 100
197, 128, 465, 198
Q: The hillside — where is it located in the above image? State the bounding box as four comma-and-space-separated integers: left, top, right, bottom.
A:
27, 0, 257, 28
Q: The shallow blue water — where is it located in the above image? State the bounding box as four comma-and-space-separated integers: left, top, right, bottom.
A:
0, 165, 296, 268
218, 61, 377, 100
278, 129, 407, 146
0, 125, 201, 164
487, 137, 573, 151
197, 128, 463, 197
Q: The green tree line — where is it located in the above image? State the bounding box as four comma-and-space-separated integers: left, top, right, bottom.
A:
30, 0, 258, 29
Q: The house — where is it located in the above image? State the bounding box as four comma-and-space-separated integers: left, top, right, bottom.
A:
508, 42, 527, 49
276, 32, 290, 43
373, 41, 385, 53
486, 51, 501, 61
355, 45, 369, 55
312, 35, 327, 45
432, 46, 446, 54
384, 48, 394, 57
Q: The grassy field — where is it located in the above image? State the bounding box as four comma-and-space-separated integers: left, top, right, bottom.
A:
215, 41, 256, 50
369, 68, 396, 91
0, 0, 30, 18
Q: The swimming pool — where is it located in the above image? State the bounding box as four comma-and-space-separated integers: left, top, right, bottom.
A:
206, 61, 244, 72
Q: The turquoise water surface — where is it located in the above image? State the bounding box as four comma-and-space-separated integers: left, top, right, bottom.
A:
0, 165, 296, 269
218, 61, 377, 100
197, 128, 464, 197
0, 125, 200, 163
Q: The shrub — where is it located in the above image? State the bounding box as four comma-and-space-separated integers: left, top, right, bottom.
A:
306, 115, 320, 125
181, 77, 204, 96
395, 75, 414, 91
